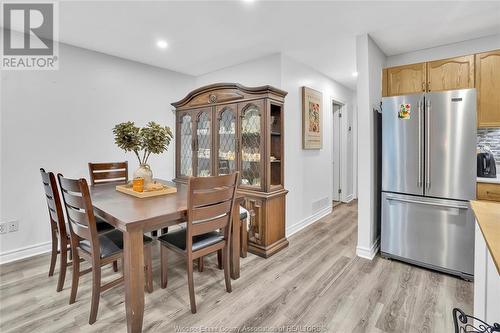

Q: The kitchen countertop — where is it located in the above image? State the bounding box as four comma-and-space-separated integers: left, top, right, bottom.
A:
470, 200, 500, 275
477, 174, 500, 184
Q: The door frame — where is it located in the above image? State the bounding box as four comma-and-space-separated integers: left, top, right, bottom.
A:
331, 98, 348, 202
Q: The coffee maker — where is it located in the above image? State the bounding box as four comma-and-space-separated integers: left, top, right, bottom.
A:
477, 150, 497, 178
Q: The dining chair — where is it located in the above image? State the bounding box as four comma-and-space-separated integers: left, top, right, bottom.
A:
88, 161, 128, 186
41, 168, 116, 291
158, 172, 239, 314
57, 174, 154, 324
40, 168, 71, 292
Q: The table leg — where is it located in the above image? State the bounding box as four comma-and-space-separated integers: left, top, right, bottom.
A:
230, 200, 241, 279
123, 229, 145, 333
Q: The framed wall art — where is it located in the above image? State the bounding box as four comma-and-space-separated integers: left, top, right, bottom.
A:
302, 86, 322, 149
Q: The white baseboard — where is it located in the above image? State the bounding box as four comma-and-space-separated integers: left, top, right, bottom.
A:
343, 194, 354, 203
286, 205, 332, 237
356, 236, 380, 260
0, 241, 52, 265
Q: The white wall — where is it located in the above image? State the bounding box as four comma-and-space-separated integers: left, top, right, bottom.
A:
0, 40, 195, 262
352, 92, 358, 199
1, 46, 356, 262
281, 55, 355, 235
386, 34, 500, 66
356, 34, 386, 260
196, 53, 356, 236
196, 53, 282, 88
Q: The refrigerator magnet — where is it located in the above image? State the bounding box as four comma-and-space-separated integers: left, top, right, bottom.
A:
398, 103, 411, 119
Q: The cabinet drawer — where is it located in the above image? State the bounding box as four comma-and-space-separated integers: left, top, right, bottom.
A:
477, 183, 500, 202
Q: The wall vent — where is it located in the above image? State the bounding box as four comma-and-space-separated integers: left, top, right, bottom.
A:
312, 197, 330, 213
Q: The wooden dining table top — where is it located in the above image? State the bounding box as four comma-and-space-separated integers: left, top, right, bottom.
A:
90, 179, 243, 232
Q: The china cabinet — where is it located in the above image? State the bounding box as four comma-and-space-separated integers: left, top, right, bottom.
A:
172, 83, 289, 257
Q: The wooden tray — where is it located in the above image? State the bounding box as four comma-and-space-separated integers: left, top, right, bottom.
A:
116, 184, 177, 198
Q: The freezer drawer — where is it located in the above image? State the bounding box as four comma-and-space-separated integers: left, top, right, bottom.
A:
381, 192, 474, 277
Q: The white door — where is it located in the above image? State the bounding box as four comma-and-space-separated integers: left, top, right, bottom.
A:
333, 102, 342, 201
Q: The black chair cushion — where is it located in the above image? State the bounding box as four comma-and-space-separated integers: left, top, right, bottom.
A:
80, 229, 152, 259
95, 215, 115, 232
158, 228, 224, 252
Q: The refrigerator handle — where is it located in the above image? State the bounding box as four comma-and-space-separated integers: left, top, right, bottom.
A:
386, 196, 469, 210
425, 98, 431, 189
418, 100, 423, 187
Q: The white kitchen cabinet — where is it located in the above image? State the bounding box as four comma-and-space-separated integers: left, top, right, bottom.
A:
474, 220, 500, 324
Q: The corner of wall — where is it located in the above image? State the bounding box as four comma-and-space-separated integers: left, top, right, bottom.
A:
355, 33, 386, 260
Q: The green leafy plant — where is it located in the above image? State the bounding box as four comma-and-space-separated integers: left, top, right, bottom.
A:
113, 121, 173, 164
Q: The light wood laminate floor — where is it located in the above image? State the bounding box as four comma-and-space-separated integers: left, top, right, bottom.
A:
0, 201, 472, 332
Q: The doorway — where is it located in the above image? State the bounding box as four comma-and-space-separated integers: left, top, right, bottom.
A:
332, 100, 344, 206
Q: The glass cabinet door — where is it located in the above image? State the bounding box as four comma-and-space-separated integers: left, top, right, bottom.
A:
217, 106, 237, 175
179, 113, 193, 177
195, 110, 212, 177
270, 102, 283, 190
239, 102, 263, 189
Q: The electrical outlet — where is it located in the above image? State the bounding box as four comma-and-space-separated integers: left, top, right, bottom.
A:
0, 223, 7, 234
8, 220, 19, 233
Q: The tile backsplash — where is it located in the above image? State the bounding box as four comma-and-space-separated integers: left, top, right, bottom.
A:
478, 128, 500, 163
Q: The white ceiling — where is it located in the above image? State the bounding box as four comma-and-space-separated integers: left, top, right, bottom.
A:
45, 1, 500, 89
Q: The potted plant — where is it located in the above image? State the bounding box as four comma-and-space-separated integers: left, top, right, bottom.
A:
113, 121, 173, 184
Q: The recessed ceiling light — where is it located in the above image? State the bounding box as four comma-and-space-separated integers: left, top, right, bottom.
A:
352, 71, 358, 77
242, 0, 255, 3
157, 40, 168, 49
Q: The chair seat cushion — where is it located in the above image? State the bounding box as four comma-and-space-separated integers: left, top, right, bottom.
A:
80, 230, 152, 259
95, 215, 115, 232
239, 206, 248, 220
158, 229, 224, 252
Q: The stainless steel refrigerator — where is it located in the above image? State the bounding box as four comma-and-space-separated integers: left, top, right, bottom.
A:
381, 88, 477, 279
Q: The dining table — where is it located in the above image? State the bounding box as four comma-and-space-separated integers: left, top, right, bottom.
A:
90, 180, 243, 333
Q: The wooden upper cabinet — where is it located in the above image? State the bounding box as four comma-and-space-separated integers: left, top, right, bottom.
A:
386, 63, 426, 96
382, 68, 388, 97
476, 50, 500, 128
427, 55, 474, 92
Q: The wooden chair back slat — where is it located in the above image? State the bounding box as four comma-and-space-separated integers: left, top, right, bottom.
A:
186, 173, 239, 251
89, 162, 127, 171
40, 168, 66, 235
43, 182, 55, 198
191, 215, 228, 236
191, 187, 234, 207
88, 162, 128, 186
91, 170, 127, 181
189, 173, 236, 190
58, 174, 99, 251
58, 176, 82, 192
68, 220, 90, 239
61, 192, 86, 210
49, 209, 59, 224
66, 206, 89, 226
191, 200, 232, 222
46, 196, 57, 211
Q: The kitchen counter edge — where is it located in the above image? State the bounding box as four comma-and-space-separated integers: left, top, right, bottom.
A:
470, 200, 500, 275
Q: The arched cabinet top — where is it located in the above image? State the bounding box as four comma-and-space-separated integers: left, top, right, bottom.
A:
172, 83, 287, 110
